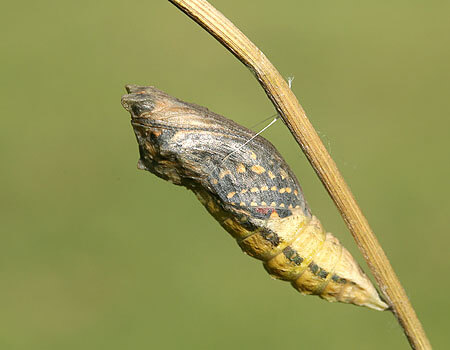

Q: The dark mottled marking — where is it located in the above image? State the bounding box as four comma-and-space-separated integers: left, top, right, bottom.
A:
331, 274, 347, 284
309, 262, 319, 274
283, 246, 304, 265
318, 269, 329, 279
199, 133, 311, 219
131, 103, 151, 117
260, 229, 280, 246
237, 215, 259, 231
275, 208, 292, 218
308, 263, 329, 279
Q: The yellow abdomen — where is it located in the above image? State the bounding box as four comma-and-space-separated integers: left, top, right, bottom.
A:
204, 195, 388, 311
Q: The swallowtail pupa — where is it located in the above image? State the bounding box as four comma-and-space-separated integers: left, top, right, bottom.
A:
122, 85, 388, 311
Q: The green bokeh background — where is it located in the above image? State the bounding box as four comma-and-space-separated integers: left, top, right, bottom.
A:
2, 1, 449, 349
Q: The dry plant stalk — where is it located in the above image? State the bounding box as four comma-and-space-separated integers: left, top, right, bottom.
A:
167, 0, 431, 348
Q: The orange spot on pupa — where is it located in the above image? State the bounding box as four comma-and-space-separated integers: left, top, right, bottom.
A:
241, 189, 248, 194
152, 130, 162, 137
269, 211, 279, 219
271, 186, 277, 191
251, 165, 266, 174
250, 202, 257, 206
268, 171, 276, 179
237, 163, 246, 173
250, 151, 257, 160
227, 192, 236, 199
285, 187, 292, 193
219, 170, 231, 179
279, 188, 286, 194
250, 187, 259, 193
261, 185, 268, 191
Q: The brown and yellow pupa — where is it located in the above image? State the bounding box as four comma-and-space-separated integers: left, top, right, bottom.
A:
122, 85, 388, 311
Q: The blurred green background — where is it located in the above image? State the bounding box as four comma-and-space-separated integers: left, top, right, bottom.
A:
1, 0, 449, 349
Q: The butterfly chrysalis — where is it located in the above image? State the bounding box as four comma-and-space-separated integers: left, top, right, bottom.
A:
122, 85, 388, 311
